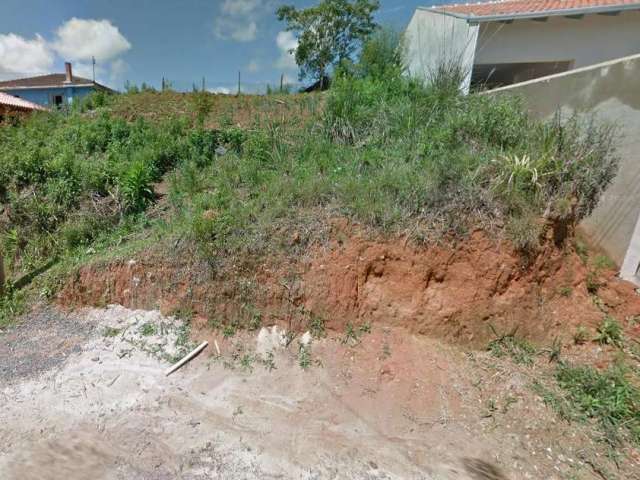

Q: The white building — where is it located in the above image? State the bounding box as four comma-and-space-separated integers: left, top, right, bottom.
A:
405, 0, 640, 91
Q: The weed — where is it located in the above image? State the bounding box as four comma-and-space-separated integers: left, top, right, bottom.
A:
558, 286, 573, 297
139, 322, 157, 336
596, 316, 623, 347
223, 323, 237, 338
573, 325, 590, 345
103, 326, 121, 337
0, 287, 24, 329
299, 344, 312, 370
207, 316, 222, 329
575, 240, 589, 264
586, 271, 601, 294
260, 351, 277, 371
308, 313, 326, 339
593, 254, 616, 271
239, 354, 255, 372
548, 337, 562, 363
487, 327, 536, 365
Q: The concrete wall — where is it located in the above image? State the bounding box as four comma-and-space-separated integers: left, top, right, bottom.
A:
0, 85, 94, 107
475, 11, 640, 69
405, 9, 479, 92
489, 53, 640, 283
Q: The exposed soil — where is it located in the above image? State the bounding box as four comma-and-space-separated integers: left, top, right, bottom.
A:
58, 225, 640, 350
2, 305, 636, 479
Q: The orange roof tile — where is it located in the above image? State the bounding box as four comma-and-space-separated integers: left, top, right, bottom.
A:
430, 0, 640, 18
0, 92, 47, 111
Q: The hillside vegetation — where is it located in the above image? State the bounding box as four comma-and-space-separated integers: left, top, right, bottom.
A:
0, 34, 619, 321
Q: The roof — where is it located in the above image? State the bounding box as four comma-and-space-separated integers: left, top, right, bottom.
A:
0, 73, 111, 91
0, 92, 47, 112
425, 0, 640, 20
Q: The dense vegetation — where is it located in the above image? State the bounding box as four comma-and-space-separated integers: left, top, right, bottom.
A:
0, 31, 619, 317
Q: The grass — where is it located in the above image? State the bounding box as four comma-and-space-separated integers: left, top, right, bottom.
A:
549, 362, 640, 446
487, 327, 537, 365
596, 316, 623, 347
139, 322, 157, 336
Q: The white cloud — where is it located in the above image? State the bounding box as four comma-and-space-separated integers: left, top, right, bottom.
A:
209, 86, 231, 94
246, 59, 260, 73
53, 18, 131, 62
110, 58, 128, 78
72, 61, 99, 80
0, 33, 54, 76
221, 0, 261, 16
214, 0, 266, 42
275, 31, 298, 70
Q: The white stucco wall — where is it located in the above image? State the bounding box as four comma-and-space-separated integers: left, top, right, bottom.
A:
405, 9, 479, 92
489, 54, 640, 284
475, 11, 640, 68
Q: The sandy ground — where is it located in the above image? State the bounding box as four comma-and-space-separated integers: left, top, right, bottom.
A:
0, 305, 627, 479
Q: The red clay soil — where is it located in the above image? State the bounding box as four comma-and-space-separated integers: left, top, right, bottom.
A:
58, 225, 640, 349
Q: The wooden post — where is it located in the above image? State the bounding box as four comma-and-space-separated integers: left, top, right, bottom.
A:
202, 76, 205, 93
280, 73, 284, 93
237, 71, 241, 96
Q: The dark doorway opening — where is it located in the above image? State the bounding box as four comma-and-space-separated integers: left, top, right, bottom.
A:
471, 61, 573, 89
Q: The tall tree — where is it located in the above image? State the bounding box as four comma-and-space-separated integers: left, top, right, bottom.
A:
277, 0, 379, 87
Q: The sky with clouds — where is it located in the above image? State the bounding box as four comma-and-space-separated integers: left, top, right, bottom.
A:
0, 0, 445, 92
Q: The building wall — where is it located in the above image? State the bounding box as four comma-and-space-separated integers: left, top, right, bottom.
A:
0, 85, 95, 107
405, 9, 479, 92
475, 11, 640, 69
489, 53, 640, 283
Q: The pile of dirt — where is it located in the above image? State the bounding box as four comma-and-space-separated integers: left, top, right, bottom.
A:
58, 223, 640, 349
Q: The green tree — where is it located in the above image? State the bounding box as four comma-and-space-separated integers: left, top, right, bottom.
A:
276, 0, 379, 87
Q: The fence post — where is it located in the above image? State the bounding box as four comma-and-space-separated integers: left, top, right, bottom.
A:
280, 73, 284, 93
237, 71, 241, 95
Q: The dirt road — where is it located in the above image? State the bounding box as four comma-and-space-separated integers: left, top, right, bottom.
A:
0, 305, 617, 479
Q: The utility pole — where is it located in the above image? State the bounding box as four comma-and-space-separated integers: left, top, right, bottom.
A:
237, 71, 241, 96
280, 73, 284, 93
92, 56, 96, 83
202, 76, 205, 92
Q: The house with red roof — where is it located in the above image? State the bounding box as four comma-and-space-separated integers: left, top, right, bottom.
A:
405, 0, 640, 91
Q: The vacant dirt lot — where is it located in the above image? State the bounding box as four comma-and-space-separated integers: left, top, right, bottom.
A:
2, 304, 634, 479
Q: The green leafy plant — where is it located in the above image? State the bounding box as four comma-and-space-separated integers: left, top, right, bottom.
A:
595, 316, 623, 347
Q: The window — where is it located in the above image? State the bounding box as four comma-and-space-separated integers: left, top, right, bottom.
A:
54, 95, 64, 107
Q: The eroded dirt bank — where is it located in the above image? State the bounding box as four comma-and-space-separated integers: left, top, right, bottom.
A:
59, 227, 640, 348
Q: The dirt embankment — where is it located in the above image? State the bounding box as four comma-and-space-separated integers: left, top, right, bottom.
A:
58, 223, 640, 348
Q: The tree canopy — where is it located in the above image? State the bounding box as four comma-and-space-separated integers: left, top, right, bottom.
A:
276, 0, 380, 86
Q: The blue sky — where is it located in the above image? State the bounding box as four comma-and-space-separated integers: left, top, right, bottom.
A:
0, 0, 445, 92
